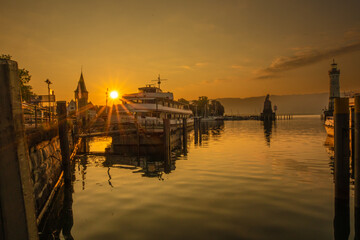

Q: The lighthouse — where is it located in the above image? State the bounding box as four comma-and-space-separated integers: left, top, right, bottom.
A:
328, 60, 340, 113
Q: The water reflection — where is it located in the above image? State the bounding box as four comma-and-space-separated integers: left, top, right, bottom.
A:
324, 136, 335, 176
325, 134, 357, 240
195, 120, 224, 146
263, 120, 273, 146
103, 155, 175, 180
41, 118, 356, 239
39, 163, 75, 240
78, 155, 88, 190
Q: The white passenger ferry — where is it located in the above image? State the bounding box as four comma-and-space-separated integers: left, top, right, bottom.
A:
110, 82, 194, 128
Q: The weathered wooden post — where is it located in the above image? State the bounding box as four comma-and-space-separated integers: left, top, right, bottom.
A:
182, 118, 187, 154
355, 96, 360, 230
0, 59, 39, 240
356, 206, 360, 240
194, 118, 199, 144
198, 118, 202, 145
334, 98, 350, 201
163, 118, 170, 161
333, 99, 350, 240
351, 107, 355, 179
57, 101, 71, 184
34, 106, 38, 128
334, 197, 350, 240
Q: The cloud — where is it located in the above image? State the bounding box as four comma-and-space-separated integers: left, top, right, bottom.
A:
255, 41, 360, 80
178, 65, 192, 70
201, 78, 229, 85
230, 65, 245, 70
344, 27, 360, 40
195, 62, 208, 67
178, 62, 208, 70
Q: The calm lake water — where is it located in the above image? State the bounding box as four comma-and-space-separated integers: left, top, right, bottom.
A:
41, 116, 357, 240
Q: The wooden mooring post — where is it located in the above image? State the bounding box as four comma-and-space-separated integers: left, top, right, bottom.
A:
355, 96, 360, 239
334, 98, 350, 240
351, 107, 355, 179
199, 118, 202, 145
163, 119, 170, 160
0, 59, 39, 240
194, 118, 199, 144
334, 98, 350, 201
182, 118, 187, 154
34, 106, 38, 128
57, 101, 71, 184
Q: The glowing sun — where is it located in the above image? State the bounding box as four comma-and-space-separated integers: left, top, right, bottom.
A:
110, 90, 119, 99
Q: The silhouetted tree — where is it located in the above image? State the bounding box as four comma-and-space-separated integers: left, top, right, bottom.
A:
178, 98, 189, 105
209, 100, 225, 116
189, 96, 224, 117
0, 54, 35, 102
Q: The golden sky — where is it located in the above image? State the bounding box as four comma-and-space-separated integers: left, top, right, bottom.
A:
1, 0, 360, 104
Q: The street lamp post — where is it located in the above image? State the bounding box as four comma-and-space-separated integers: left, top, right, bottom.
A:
45, 79, 52, 122
106, 88, 109, 115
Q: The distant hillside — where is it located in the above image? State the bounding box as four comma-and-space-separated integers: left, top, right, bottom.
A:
217, 93, 328, 115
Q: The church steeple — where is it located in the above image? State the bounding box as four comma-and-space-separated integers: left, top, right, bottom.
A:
75, 71, 88, 100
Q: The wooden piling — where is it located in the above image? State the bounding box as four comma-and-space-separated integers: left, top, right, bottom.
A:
194, 118, 199, 144
57, 101, 71, 184
334, 98, 350, 201
356, 206, 360, 240
0, 59, 39, 240
34, 106, 38, 128
198, 118, 202, 145
163, 119, 170, 160
355, 96, 360, 210
351, 107, 355, 179
182, 118, 187, 153
334, 198, 350, 240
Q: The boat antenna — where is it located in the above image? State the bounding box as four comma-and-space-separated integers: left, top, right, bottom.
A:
152, 74, 167, 89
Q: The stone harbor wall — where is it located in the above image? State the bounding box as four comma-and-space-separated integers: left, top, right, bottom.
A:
26, 126, 74, 217
28, 137, 62, 216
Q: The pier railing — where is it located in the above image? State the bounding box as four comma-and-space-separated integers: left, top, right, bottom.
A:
22, 102, 55, 128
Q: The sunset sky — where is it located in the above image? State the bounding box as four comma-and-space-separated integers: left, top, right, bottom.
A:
1, 0, 360, 104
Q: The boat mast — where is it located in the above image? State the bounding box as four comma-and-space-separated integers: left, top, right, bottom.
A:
152, 74, 167, 89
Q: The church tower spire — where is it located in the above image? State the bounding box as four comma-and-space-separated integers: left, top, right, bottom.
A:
75, 71, 88, 100
74, 70, 89, 125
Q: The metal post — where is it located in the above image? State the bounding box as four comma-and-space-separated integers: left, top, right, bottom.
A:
0, 59, 39, 240
57, 101, 71, 184
105, 88, 108, 115
45, 79, 52, 123
334, 98, 350, 201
